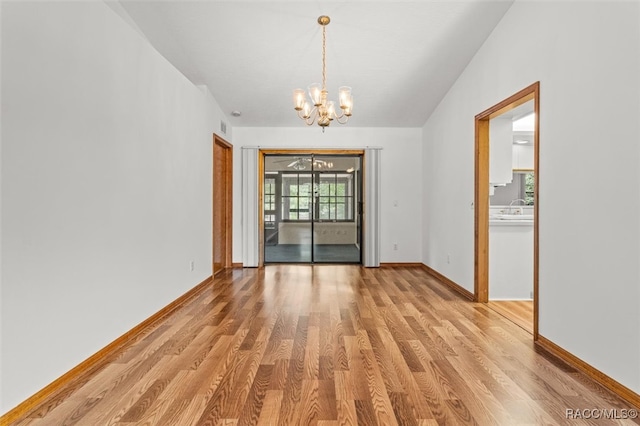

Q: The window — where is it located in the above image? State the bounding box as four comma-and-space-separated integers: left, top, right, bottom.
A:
264, 177, 276, 228
281, 174, 312, 220
524, 172, 534, 205
280, 172, 355, 221
316, 173, 353, 220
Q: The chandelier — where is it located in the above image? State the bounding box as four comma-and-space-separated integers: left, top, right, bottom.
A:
293, 16, 353, 130
289, 157, 334, 170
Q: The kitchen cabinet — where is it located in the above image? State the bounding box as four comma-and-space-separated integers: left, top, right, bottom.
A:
489, 221, 534, 300
489, 117, 513, 185
512, 144, 534, 170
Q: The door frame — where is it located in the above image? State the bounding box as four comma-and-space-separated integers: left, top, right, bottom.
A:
213, 134, 233, 275
258, 149, 365, 267
474, 82, 540, 338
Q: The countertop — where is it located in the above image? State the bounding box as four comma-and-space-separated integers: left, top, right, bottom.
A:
489, 217, 534, 226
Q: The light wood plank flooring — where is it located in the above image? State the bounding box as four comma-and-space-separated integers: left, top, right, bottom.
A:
9, 265, 640, 425
487, 300, 534, 334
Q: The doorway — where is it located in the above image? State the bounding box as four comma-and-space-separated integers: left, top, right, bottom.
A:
474, 82, 540, 338
213, 134, 233, 276
261, 152, 363, 264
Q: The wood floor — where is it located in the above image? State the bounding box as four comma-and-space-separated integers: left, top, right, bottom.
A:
9, 265, 640, 425
487, 301, 534, 334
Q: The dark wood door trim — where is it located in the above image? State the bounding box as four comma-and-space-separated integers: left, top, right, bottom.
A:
213, 134, 233, 275
474, 82, 540, 339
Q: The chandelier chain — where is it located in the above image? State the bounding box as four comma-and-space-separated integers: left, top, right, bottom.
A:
322, 24, 327, 91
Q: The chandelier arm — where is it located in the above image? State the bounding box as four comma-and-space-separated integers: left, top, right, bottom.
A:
305, 107, 319, 126
334, 114, 350, 125
305, 115, 316, 126
296, 107, 319, 126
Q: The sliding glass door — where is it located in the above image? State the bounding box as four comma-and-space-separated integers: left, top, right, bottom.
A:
263, 154, 362, 264
270, 164, 313, 262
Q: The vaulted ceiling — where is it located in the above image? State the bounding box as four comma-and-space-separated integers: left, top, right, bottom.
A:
116, 1, 514, 128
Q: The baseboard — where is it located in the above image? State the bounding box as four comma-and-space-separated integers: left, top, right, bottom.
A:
421, 264, 475, 301
379, 262, 423, 268
536, 335, 640, 409
0, 275, 214, 425
232, 262, 243, 268
421, 267, 640, 409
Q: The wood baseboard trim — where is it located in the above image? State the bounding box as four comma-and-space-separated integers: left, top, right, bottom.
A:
421, 264, 475, 301
379, 262, 423, 268
0, 275, 214, 424
536, 335, 640, 409
232, 262, 243, 268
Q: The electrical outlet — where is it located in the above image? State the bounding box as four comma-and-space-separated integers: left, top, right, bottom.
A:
447, 254, 451, 264
190, 260, 194, 272
393, 243, 398, 251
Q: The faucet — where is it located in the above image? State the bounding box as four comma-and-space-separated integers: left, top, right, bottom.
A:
507, 199, 526, 214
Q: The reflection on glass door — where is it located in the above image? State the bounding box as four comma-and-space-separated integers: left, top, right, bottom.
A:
263, 154, 362, 264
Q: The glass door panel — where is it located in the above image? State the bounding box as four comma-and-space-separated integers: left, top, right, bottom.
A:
312, 155, 361, 263
264, 155, 313, 263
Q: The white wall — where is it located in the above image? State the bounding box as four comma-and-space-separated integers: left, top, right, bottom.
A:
232, 127, 422, 264
0, 2, 230, 412
422, 1, 640, 393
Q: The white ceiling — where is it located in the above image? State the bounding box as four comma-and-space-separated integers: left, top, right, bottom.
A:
116, 0, 514, 128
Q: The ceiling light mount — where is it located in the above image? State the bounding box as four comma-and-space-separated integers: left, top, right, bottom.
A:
317, 15, 330, 26
293, 15, 353, 131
